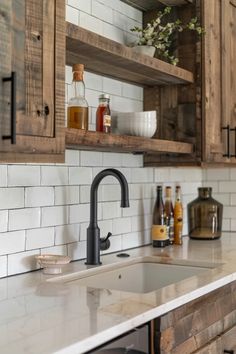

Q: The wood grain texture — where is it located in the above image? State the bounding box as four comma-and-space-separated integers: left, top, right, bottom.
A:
65, 129, 193, 154
0, 0, 65, 163
156, 282, 236, 353
66, 23, 194, 86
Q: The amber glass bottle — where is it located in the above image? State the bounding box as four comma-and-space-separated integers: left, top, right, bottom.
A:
164, 186, 174, 245
188, 187, 223, 240
152, 186, 168, 248
174, 186, 183, 245
96, 94, 111, 133
67, 64, 88, 130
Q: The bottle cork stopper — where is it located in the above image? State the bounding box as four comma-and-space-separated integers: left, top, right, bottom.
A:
72, 64, 84, 72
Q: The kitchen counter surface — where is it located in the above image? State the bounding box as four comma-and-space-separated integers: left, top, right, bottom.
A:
1, 233, 236, 354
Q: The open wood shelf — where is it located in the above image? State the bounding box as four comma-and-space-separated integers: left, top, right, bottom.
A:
66, 22, 194, 87
120, 0, 193, 11
65, 129, 193, 155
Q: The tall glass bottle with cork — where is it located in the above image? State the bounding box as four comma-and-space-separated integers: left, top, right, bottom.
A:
152, 186, 169, 248
67, 64, 88, 130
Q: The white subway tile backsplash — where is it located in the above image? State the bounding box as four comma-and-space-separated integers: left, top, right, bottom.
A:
223, 206, 236, 219
0, 231, 25, 256
122, 199, 141, 217
103, 77, 122, 96
121, 231, 142, 249
122, 82, 143, 100
0, 256, 7, 278
66, 5, 79, 25
55, 186, 80, 205
102, 21, 124, 43
112, 217, 131, 235
68, 241, 86, 260
0, 166, 7, 187
103, 152, 122, 167
206, 168, 230, 181
42, 245, 67, 256
8, 250, 40, 276
26, 228, 54, 250
42, 206, 69, 227
80, 11, 103, 35
68, 0, 91, 13
80, 185, 91, 203
69, 204, 90, 223
131, 168, 153, 183
55, 224, 80, 245
69, 167, 92, 185
229, 168, 236, 180
8, 166, 40, 187
121, 2, 142, 22
101, 184, 121, 201
65, 150, 80, 166
25, 187, 54, 207
92, 0, 113, 23
219, 181, 236, 193
84, 71, 103, 91
0, 211, 8, 232
41, 166, 68, 186
121, 154, 143, 167
81, 151, 103, 166
102, 201, 121, 219
9, 208, 41, 231
0, 188, 24, 210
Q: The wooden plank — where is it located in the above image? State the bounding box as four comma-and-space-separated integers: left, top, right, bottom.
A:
65, 129, 193, 154
120, 0, 192, 12
66, 23, 194, 86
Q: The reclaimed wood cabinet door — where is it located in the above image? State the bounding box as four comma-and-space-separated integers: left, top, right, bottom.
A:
221, 324, 236, 353
202, 0, 236, 164
0, 0, 65, 163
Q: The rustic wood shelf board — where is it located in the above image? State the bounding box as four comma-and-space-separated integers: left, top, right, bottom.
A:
66, 23, 194, 86
66, 129, 193, 155
120, 0, 193, 11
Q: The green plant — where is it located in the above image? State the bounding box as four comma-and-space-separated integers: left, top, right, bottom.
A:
130, 6, 204, 65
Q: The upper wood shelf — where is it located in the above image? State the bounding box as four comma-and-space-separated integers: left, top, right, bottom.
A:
120, 0, 193, 11
66, 129, 193, 155
66, 23, 194, 87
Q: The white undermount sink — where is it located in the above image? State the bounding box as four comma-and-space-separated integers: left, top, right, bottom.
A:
50, 256, 217, 294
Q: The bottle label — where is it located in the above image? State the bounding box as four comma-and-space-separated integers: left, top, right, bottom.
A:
103, 115, 111, 127
152, 225, 167, 241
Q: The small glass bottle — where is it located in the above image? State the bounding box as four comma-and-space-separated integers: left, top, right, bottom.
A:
164, 186, 174, 245
174, 186, 183, 245
96, 94, 111, 133
151, 186, 168, 248
187, 187, 223, 240
67, 64, 88, 130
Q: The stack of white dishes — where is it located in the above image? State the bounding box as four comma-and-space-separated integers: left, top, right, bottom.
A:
117, 110, 157, 138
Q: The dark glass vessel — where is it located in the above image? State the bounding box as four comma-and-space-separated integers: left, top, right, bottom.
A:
187, 187, 223, 240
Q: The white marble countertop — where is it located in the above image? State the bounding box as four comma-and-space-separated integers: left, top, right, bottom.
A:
1, 233, 236, 354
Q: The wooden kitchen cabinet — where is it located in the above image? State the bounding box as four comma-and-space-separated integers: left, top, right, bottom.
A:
202, 0, 236, 164
151, 281, 236, 353
0, 0, 65, 163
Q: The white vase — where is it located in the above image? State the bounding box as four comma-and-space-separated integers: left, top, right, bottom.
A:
132, 45, 156, 57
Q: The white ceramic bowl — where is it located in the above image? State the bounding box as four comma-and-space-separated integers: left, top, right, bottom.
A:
117, 111, 157, 138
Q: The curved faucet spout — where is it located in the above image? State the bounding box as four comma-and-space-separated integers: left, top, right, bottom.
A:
86, 168, 129, 265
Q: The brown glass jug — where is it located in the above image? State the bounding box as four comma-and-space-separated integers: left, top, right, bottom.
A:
187, 187, 223, 240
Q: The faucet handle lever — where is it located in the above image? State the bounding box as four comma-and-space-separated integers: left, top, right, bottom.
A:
100, 232, 112, 251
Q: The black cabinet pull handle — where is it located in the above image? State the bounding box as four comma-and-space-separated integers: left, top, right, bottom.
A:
224, 350, 234, 354
2, 71, 16, 144
230, 126, 236, 158
222, 124, 230, 158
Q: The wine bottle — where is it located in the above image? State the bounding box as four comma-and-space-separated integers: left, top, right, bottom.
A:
174, 185, 183, 245
67, 64, 89, 130
151, 186, 168, 248
164, 186, 174, 245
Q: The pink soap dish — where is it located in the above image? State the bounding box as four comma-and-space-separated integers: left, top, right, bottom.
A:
36, 254, 71, 274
